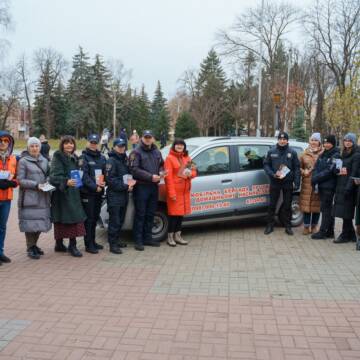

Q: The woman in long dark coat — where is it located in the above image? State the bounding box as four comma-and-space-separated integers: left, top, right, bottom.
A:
50, 136, 86, 257
333, 133, 359, 244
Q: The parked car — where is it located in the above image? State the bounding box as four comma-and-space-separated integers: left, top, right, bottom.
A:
99, 136, 308, 242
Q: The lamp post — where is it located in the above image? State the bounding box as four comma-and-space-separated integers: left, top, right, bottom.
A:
284, 48, 292, 133
256, 0, 265, 137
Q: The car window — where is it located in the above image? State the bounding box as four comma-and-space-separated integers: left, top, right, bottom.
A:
161, 144, 198, 158
193, 146, 230, 176
292, 147, 304, 156
238, 145, 270, 171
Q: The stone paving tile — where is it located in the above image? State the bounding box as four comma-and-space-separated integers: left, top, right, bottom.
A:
0, 320, 31, 351
1, 198, 360, 359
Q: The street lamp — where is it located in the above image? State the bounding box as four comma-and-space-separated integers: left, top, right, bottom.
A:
284, 48, 292, 132
256, 0, 265, 137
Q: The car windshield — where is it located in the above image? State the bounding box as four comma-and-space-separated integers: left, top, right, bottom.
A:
161, 144, 198, 158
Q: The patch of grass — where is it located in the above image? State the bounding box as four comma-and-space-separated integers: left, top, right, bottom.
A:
13, 138, 89, 151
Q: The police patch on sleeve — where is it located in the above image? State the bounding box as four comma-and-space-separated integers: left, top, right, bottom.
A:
130, 153, 136, 163
287, 153, 292, 158
106, 163, 112, 171
78, 158, 84, 167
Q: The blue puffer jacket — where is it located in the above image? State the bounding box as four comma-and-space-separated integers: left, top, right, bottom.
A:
311, 146, 340, 190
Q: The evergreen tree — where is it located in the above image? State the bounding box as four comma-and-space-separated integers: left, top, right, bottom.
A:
133, 85, 151, 135
192, 49, 228, 135
91, 54, 112, 133
52, 82, 71, 137
290, 107, 307, 141
67, 46, 95, 137
151, 81, 170, 139
175, 112, 199, 139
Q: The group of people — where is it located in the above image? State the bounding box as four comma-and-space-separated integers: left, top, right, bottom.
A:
0, 129, 196, 263
0, 128, 359, 264
264, 131, 360, 250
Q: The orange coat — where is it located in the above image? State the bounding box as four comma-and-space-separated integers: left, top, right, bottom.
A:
0, 155, 17, 201
164, 149, 196, 216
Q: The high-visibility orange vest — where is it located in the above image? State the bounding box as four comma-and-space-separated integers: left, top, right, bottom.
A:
0, 155, 17, 201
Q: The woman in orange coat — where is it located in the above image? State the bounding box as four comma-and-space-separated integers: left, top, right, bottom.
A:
164, 139, 196, 247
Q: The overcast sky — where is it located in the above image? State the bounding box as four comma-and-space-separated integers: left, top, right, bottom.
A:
5, 0, 311, 98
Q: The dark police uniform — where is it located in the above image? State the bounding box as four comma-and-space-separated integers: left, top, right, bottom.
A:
311, 138, 340, 239
80, 137, 106, 253
129, 135, 164, 250
106, 142, 129, 254
263, 134, 300, 234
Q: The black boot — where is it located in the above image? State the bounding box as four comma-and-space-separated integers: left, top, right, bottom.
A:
285, 227, 294, 236
325, 230, 335, 239
55, 239, 67, 252
356, 238, 360, 251
334, 232, 350, 244
119, 241, 127, 248
94, 242, 104, 250
264, 224, 274, 235
311, 231, 327, 240
0, 254, 11, 263
27, 246, 40, 260
85, 239, 99, 254
109, 244, 122, 254
35, 246, 44, 255
68, 239, 82, 257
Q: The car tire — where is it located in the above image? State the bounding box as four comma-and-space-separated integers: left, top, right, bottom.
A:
277, 195, 303, 227
152, 206, 168, 242
290, 195, 303, 227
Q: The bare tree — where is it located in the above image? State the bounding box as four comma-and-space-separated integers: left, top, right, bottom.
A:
33, 48, 67, 137
0, 0, 12, 59
0, 66, 22, 129
107, 59, 132, 135
217, 2, 299, 135
305, 0, 360, 93
217, 2, 299, 71
16, 54, 34, 134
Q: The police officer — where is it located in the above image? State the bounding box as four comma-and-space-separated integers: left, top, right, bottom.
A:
129, 130, 164, 251
264, 132, 301, 235
311, 135, 340, 240
106, 138, 133, 254
80, 134, 106, 253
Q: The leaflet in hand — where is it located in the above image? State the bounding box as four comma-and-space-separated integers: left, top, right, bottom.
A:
335, 159, 343, 170
123, 174, 136, 186
39, 182, 56, 192
0, 170, 10, 180
278, 165, 290, 178
352, 177, 360, 185
70, 170, 83, 188
95, 169, 104, 184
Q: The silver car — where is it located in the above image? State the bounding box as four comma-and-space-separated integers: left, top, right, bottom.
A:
99, 136, 307, 241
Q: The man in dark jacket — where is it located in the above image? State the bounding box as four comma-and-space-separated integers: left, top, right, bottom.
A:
39, 134, 51, 161
79, 134, 106, 254
119, 128, 128, 150
129, 130, 164, 251
106, 138, 132, 254
264, 132, 301, 235
311, 135, 340, 240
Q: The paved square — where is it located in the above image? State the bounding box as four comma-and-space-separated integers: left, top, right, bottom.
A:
1, 200, 360, 359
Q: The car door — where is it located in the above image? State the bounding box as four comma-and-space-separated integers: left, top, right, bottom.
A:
187, 145, 236, 219
233, 144, 271, 215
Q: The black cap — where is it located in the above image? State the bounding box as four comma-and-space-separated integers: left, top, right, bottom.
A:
323, 134, 336, 147
113, 138, 127, 147
88, 134, 100, 143
278, 132, 289, 140
142, 130, 153, 137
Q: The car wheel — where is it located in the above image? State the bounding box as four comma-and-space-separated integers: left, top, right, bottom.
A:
152, 207, 168, 242
290, 195, 303, 227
